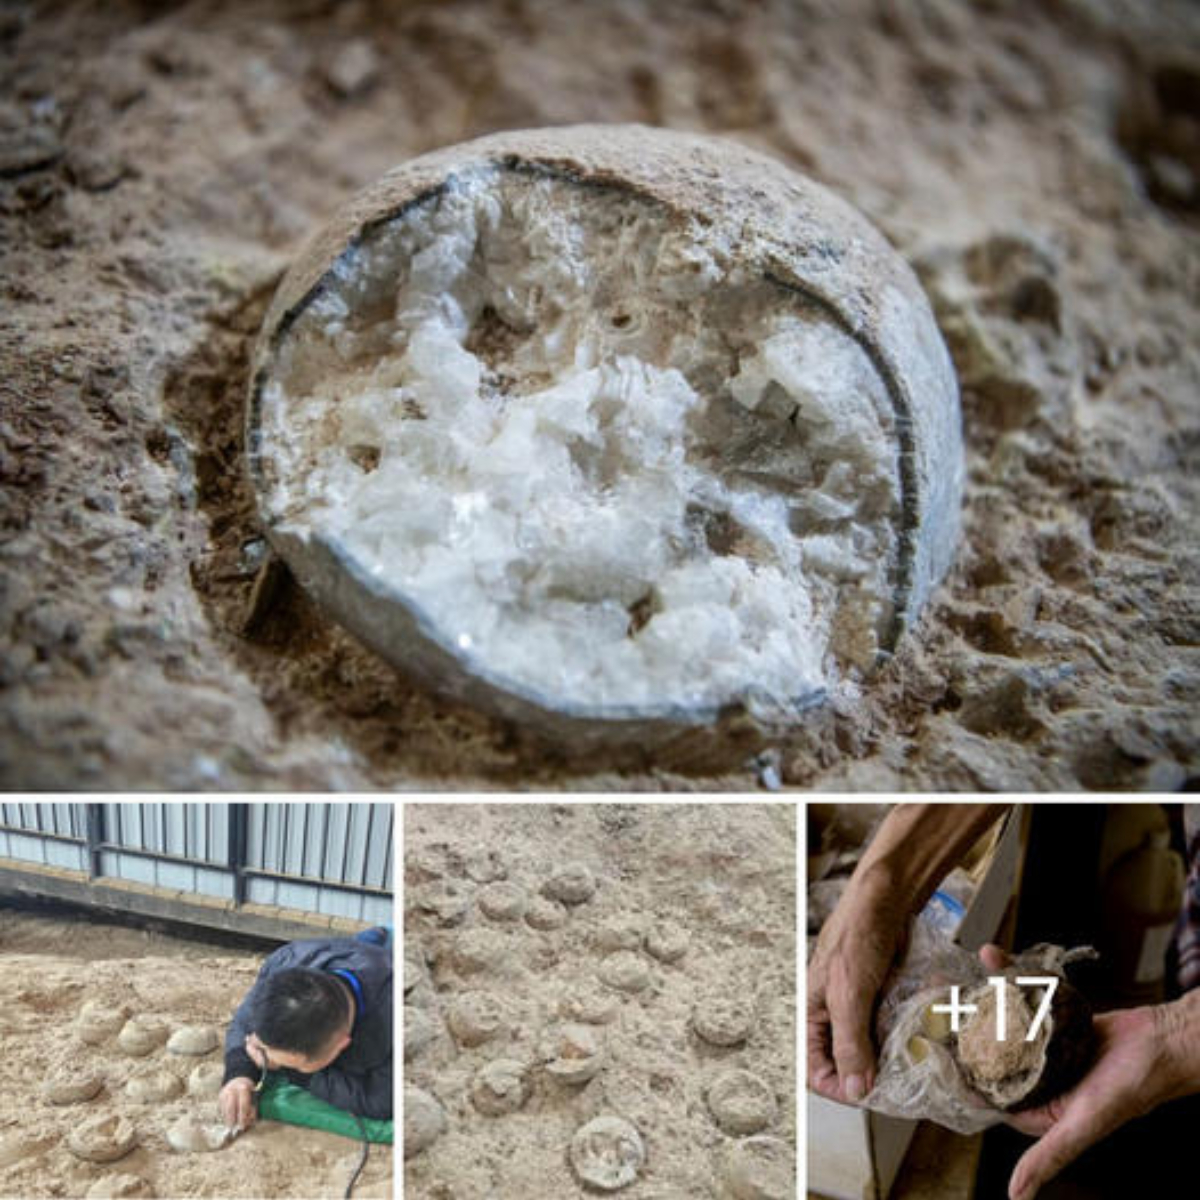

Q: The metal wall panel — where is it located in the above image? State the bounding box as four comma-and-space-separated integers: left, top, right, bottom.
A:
243, 802, 393, 925
0, 803, 88, 871
1, 803, 392, 924
243, 875, 391, 924
100, 804, 224, 865
243, 803, 394, 887
1, 829, 88, 870
1, 802, 87, 839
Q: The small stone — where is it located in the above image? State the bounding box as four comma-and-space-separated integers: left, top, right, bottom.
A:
478, 881, 526, 922
471, 1058, 530, 1116
42, 1068, 103, 1105
558, 984, 620, 1025
958, 981, 1037, 1083
187, 1061, 225, 1097
408, 846, 455, 881
166, 1025, 218, 1055
953, 973, 1099, 1112
1146, 153, 1195, 208
446, 992, 505, 1048
240, 537, 269, 574
0, 102, 61, 177
324, 39, 380, 98
644, 920, 690, 963
598, 950, 651, 993
118, 1014, 167, 1056
404, 1005, 439, 1060
65, 145, 124, 192
453, 928, 508, 974
465, 849, 507, 883
411, 880, 472, 926
543, 862, 596, 905
525, 896, 568, 930
165, 1116, 234, 1153
594, 913, 644, 952
126, 1066, 183, 1103
404, 945, 429, 994
544, 1023, 604, 1084
76, 1001, 127, 1046
720, 1136, 795, 1200
66, 1114, 138, 1163
86, 1174, 152, 1199
707, 1069, 777, 1135
694, 997, 755, 1047
569, 1116, 645, 1192
756, 750, 783, 792
404, 1086, 446, 1159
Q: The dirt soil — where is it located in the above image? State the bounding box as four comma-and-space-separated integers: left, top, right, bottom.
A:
403, 802, 797, 1197
0, 910, 393, 1199
1, 0, 1198, 790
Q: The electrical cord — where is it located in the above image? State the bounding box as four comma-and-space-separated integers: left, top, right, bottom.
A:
253, 1050, 369, 1198
344, 1114, 370, 1200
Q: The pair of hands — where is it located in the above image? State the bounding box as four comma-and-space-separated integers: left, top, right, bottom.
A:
217, 1034, 269, 1132
808, 879, 1191, 1200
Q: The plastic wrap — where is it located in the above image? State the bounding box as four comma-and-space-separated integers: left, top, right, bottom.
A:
863, 918, 1096, 1134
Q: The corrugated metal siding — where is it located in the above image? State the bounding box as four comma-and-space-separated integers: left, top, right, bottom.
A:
103, 803, 228, 862
99, 803, 234, 897
0, 802, 88, 871
0, 802, 393, 925
244, 803, 393, 922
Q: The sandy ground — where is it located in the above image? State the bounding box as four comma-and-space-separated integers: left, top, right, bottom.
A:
1, 0, 1198, 789
403, 803, 797, 1197
0, 910, 393, 1199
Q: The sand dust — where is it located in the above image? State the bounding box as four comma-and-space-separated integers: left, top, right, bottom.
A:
1, 0, 1198, 788
404, 803, 796, 1197
0, 911, 392, 1199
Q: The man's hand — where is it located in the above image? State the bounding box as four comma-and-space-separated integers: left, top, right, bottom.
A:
244, 1033, 268, 1070
807, 804, 1009, 1106
218, 1077, 258, 1132
1005, 1005, 1174, 1199
976, 943, 1199, 1200
807, 868, 909, 1104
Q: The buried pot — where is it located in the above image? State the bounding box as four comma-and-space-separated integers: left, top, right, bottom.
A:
247, 125, 962, 748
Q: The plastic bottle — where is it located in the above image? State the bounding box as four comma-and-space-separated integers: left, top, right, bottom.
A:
919, 867, 976, 938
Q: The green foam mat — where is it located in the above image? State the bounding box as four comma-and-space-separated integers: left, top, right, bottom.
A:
258, 1078, 393, 1144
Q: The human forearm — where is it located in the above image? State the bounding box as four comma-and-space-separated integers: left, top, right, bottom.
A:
223, 998, 258, 1084
808, 802, 1013, 1105
851, 803, 1011, 912
223, 973, 271, 1085
1156, 987, 1200, 1104
310, 1060, 393, 1120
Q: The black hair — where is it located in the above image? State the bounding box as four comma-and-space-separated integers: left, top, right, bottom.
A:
253, 968, 351, 1056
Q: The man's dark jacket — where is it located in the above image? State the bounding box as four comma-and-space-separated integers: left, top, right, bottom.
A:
223, 937, 392, 1120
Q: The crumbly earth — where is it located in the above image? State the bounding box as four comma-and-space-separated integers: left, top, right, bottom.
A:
403, 802, 796, 1197
958, 981, 1040, 1084
0, 911, 392, 1199
1, 0, 1198, 788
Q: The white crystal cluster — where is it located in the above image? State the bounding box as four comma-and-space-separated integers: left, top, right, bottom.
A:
259, 169, 900, 713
